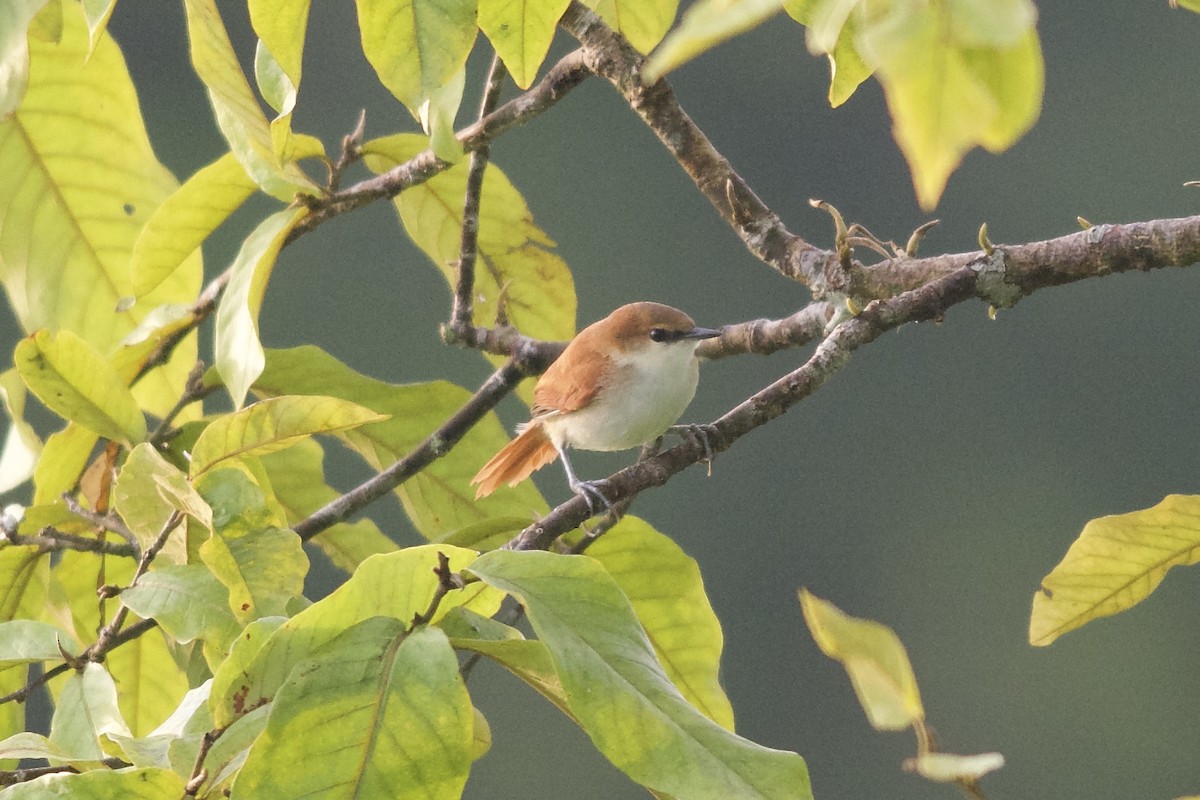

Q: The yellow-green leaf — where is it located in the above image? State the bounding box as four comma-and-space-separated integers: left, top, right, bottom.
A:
181, 0, 317, 199
0, 2, 200, 414
259, 438, 398, 573
0, 0, 49, 117
1030, 494, 1200, 646
643, 0, 787, 83
478, 0, 571, 89
856, 3, 1042, 209
233, 622, 473, 799
113, 442, 211, 564
782, 0, 871, 106
419, 63, 465, 162
0, 767, 185, 798
209, 545, 503, 727
584, 0, 679, 53
189, 394, 388, 477
363, 134, 576, 379
213, 208, 307, 409
80, 0, 117, 57
256, 346, 548, 539
49, 662, 131, 760
355, 0, 477, 120
826, 13, 871, 107
248, 0, 310, 162
132, 152, 257, 299
799, 589, 923, 731
14, 330, 146, 445
585, 517, 735, 729
32, 423, 96, 504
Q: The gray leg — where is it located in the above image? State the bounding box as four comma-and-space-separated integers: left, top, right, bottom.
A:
554, 442, 613, 515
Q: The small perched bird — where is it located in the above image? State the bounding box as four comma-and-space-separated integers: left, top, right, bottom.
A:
471, 302, 721, 511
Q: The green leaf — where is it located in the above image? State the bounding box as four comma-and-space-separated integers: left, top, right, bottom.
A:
190, 704, 270, 792
213, 208, 308, 409
256, 346, 548, 538
131, 152, 257, 299
80, 0, 117, 57
0, 3, 201, 415
643, 0, 787, 83
469, 550, 812, 800
419, 63, 465, 162
446, 614, 572, 716
0, 731, 90, 764
856, 2, 1042, 209
799, 589, 923, 731
105, 680, 212, 769
0, 0, 49, 117
362, 135, 576, 376
259, 439, 398, 573
120, 565, 240, 651
478, 0, 571, 89
49, 662, 131, 760
354, 0, 477, 122
180, 0, 318, 199
210, 544, 503, 727
0, 620, 78, 669
584, 517, 734, 729
208, 616, 286, 727
583, 0, 679, 53
248, 0, 310, 161
32, 423, 96, 505
14, 330, 146, 445
0, 367, 41, 492
196, 467, 308, 624
189, 394, 388, 476
825, 13, 871, 107
0, 767, 185, 798
233, 622, 473, 799
1030, 494, 1200, 646
113, 442, 212, 564
0, 542, 48, 621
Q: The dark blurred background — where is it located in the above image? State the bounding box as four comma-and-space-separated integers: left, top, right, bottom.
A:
4, 1, 1200, 797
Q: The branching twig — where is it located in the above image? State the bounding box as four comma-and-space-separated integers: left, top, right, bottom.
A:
0, 526, 135, 558
182, 727, 225, 798
448, 51, 509, 338
284, 50, 591, 247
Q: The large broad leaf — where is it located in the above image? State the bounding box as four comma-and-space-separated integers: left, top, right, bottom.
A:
233, 622, 473, 799
478, 0, 572, 89
0, 2, 200, 417
0, 543, 47, 621
0, 620, 78, 669
799, 589, 923, 731
113, 442, 212, 565
213, 208, 308, 409
49, 662, 131, 760
856, 1, 1042, 209
1030, 494, 1200, 646
354, 0, 476, 122
582, 0, 679, 53
256, 346, 548, 539
209, 544, 503, 728
32, 423, 96, 504
583, 517, 735, 729
14, 329, 146, 444
259, 439, 398, 573
248, 0, 312, 161
362, 135, 576, 372
189, 394, 388, 476
195, 467, 308, 624
643, 0, 788, 82
120, 565, 241, 654
0, 767, 185, 798
131, 152, 257, 299
181, 0, 317, 199
469, 550, 812, 800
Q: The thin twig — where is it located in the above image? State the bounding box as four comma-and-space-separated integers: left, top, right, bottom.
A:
449, 51, 509, 337
0, 526, 135, 558
182, 727, 225, 798
293, 356, 535, 541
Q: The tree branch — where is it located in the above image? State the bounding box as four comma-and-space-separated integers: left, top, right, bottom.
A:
284, 49, 592, 246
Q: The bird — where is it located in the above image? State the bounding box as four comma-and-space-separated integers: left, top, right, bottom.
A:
471, 301, 721, 512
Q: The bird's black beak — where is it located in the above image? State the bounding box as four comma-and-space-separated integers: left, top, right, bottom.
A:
685, 326, 722, 340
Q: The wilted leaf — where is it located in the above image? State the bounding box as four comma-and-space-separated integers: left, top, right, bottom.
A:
799, 589, 923, 731
1030, 494, 1200, 646
903, 751, 1004, 782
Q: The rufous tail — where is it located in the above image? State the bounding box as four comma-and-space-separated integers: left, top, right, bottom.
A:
471, 423, 559, 498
